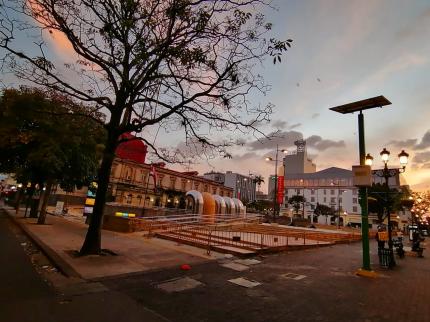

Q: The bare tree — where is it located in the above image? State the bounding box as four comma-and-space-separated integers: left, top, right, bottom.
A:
0, 0, 291, 254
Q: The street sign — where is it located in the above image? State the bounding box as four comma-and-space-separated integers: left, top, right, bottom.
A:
352, 165, 372, 186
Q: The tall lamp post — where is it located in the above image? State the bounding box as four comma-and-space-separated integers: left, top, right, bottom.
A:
365, 148, 409, 268
266, 144, 288, 220
330, 181, 344, 228
330, 95, 392, 274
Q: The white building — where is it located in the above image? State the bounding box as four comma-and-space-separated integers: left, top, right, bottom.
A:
284, 167, 362, 226
281, 140, 404, 228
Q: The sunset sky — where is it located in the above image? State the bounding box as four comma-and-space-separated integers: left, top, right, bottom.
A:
179, 0, 430, 192
162, 0, 430, 192
2, 0, 430, 192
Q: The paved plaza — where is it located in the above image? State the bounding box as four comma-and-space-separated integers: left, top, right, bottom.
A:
1, 206, 430, 322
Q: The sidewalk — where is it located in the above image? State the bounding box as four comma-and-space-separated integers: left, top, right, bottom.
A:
3, 206, 219, 280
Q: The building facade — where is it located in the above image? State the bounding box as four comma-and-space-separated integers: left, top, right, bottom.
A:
284, 140, 316, 174
110, 158, 233, 208
203, 171, 256, 203
280, 140, 405, 228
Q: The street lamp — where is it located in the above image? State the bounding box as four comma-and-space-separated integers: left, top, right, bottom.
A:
330, 181, 344, 229
366, 148, 409, 268
266, 144, 288, 220
330, 95, 392, 275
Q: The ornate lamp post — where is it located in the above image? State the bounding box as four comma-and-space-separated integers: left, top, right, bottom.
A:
365, 148, 409, 268
266, 144, 288, 220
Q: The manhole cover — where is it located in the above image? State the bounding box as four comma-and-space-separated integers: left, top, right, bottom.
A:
281, 272, 307, 280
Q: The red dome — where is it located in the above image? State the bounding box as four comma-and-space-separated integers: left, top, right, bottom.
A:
116, 133, 147, 164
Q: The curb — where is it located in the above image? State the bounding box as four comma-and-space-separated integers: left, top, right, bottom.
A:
2, 207, 82, 279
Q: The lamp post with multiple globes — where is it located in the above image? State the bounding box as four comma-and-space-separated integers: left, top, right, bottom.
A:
365, 148, 409, 268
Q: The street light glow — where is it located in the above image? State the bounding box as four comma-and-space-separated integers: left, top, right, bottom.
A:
398, 150, 409, 166
365, 153, 373, 166
380, 148, 390, 164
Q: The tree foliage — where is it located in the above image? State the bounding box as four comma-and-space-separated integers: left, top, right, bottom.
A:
288, 195, 306, 216
0, 87, 105, 222
0, 0, 291, 254
367, 183, 407, 223
313, 203, 334, 223
253, 175, 265, 192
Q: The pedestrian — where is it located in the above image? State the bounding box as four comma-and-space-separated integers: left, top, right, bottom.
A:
376, 227, 385, 249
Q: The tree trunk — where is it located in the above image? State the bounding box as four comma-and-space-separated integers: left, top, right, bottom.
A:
80, 133, 118, 255
15, 186, 25, 214
37, 180, 53, 224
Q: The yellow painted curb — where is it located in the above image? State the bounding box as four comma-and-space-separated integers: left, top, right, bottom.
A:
355, 268, 378, 278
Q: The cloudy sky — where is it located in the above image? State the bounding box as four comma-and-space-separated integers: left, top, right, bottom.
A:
169, 0, 430, 192
2, 0, 430, 192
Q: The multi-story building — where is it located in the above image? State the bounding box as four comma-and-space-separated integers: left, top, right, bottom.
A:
281, 140, 404, 228
106, 133, 233, 208
203, 171, 256, 203
284, 140, 316, 174
284, 167, 361, 226
110, 159, 233, 208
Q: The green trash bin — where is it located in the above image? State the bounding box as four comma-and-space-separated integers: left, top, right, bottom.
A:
379, 248, 389, 268
378, 248, 394, 268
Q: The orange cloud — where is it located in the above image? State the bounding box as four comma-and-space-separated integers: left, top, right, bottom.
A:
27, 0, 75, 58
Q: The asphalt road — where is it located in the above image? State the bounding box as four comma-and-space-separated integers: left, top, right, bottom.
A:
0, 209, 167, 322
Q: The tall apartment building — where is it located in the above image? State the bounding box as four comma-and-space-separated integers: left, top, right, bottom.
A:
203, 171, 256, 203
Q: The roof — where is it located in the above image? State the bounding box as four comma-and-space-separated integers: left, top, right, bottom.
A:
286, 167, 353, 180
115, 133, 147, 164
329, 95, 391, 114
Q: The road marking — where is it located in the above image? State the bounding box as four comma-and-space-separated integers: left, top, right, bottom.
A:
234, 259, 261, 266
221, 262, 250, 271
228, 277, 261, 288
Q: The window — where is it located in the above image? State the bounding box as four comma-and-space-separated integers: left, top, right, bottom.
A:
353, 206, 358, 212
339, 197, 342, 204
310, 204, 315, 210
323, 189, 327, 195
296, 189, 301, 194
353, 198, 358, 204
331, 189, 335, 195
330, 197, 336, 203
126, 194, 132, 204
353, 189, 357, 195
311, 189, 315, 195
323, 197, 327, 203
311, 197, 315, 202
